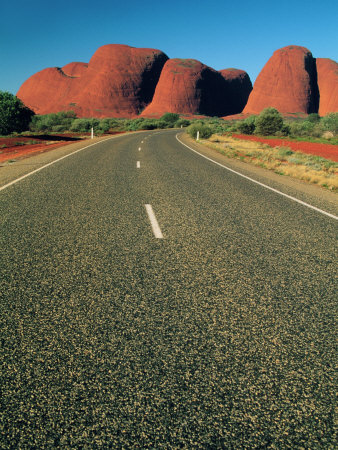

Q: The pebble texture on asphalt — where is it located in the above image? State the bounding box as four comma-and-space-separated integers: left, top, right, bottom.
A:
1, 131, 337, 447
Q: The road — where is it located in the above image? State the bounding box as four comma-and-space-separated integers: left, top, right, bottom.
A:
1, 130, 337, 447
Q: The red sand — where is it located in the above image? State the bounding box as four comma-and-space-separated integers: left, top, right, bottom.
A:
232, 134, 338, 162
0, 132, 124, 164
0, 142, 74, 163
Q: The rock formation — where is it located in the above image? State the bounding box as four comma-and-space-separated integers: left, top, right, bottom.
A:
243, 46, 319, 115
316, 58, 338, 116
18, 43, 335, 119
17, 44, 168, 117
141, 59, 250, 117
219, 69, 252, 114
61, 62, 88, 77
16, 67, 79, 115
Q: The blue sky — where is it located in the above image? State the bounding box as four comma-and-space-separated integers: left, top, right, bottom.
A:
1, 0, 337, 95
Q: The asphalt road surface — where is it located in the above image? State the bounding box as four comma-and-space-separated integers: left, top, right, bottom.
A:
1, 130, 337, 447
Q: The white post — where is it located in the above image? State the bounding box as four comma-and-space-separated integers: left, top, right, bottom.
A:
196, 131, 200, 141
91, 127, 94, 139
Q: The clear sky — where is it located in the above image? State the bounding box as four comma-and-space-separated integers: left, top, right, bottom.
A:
1, 0, 337, 95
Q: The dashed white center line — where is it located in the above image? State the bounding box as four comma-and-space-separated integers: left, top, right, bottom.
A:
138, 147, 141, 151
145, 204, 164, 239
137, 161, 140, 168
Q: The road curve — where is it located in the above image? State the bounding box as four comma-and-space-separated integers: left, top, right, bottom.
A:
1, 130, 337, 447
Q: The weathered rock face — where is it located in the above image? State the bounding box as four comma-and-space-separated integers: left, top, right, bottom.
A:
316, 58, 338, 116
61, 62, 88, 77
16, 67, 79, 115
219, 69, 252, 114
72, 44, 168, 117
141, 59, 248, 117
17, 44, 168, 117
244, 46, 319, 115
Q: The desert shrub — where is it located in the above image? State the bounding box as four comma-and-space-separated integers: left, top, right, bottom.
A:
237, 116, 256, 134
278, 147, 294, 158
255, 108, 284, 136
31, 111, 76, 132
307, 113, 321, 123
175, 119, 190, 128
0, 91, 35, 135
155, 120, 169, 129
70, 118, 100, 132
98, 119, 111, 132
274, 123, 291, 136
127, 118, 145, 131
187, 123, 212, 139
288, 119, 322, 138
52, 124, 69, 132
161, 112, 180, 124
139, 120, 158, 130
70, 119, 90, 132
321, 113, 338, 135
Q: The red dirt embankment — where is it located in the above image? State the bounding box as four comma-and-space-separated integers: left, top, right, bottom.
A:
232, 134, 338, 162
0, 132, 124, 164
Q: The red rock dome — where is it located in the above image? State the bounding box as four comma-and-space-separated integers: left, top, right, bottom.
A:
141, 59, 248, 117
244, 46, 319, 114
16, 67, 79, 115
72, 44, 168, 117
17, 44, 168, 118
316, 58, 338, 116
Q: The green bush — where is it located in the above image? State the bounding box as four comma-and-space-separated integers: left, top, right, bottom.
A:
321, 113, 338, 135
175, 119, 190, 128
307, 113, 321, 123
70, 118, 91, 132
187, 123, 213, 139
97, 118, 111, 133
127, 118, 145, 131
288, 120, 321, 138
237, 116, 256, 134
30, 111, 76, 132
161, 113, 180, 124
255, 108, 284, 136
0, 91, 35, 135
139, 120, 158, 130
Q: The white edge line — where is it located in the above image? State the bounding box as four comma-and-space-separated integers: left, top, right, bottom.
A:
145, 204, 164, 238
176, 133, 338, 221
0, 136, 117, 192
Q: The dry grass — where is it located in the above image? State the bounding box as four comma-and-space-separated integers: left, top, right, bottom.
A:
202, 135, 338, 191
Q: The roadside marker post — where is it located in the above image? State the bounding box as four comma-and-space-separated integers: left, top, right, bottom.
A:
91, 127, 94, 139
196, 131, 200, 141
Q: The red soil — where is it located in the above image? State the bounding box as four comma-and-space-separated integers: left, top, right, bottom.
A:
232, 134, 338, 162
0, 132, 124, 163
0, 141, 73, 164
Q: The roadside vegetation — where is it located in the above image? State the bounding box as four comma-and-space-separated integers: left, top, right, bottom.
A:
195, 134, 338, 191
185, 109, 338, 191
0, 90, 337, 190
28, 111, 189, 134
0, 91, 34, 135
